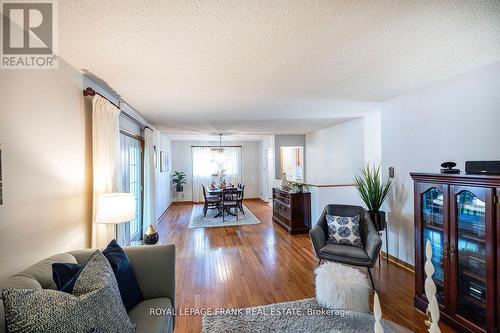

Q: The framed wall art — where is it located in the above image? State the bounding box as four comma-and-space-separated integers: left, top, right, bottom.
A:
160, 151, 169, 173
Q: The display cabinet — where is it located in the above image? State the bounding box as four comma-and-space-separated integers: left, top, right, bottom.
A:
272, 188, 311, 234
411, 173, 500, 333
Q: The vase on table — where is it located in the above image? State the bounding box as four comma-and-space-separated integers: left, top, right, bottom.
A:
144, 224, 159, 245
281, 173, 289, 190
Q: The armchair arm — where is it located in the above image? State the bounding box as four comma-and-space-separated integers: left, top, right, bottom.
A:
310, 209, 328, 256
363, 215, 382, 264
310, 224, 327, 256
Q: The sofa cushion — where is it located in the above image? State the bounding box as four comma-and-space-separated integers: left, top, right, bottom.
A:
319, 243, 370, 262
2, 251, 134, 333
0, 276, 42, 297
12, 253, 77, 290
129, 298, 173, 333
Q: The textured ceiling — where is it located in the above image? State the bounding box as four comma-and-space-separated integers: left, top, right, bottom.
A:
159, 117, 357, 136
165, 134, 271, 142
58, 0, 500, 134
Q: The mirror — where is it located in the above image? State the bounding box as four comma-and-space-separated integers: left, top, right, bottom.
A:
280, 146, 304, 182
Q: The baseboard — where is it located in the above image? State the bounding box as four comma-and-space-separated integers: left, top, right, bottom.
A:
173, 201, 195, 205
158, 210, 167, 222
157, 203, 174, 222
380, 251, 415, 272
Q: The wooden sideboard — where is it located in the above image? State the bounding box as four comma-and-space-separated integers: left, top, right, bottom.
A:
411, 172, 500, 333
272, 188, 311, 234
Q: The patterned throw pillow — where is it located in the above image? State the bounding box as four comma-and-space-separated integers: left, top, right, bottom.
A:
52, 240, 144, 311
326, 215, 363, 248
2, 251, 135, 333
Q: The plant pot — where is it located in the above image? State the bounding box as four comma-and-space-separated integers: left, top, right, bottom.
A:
368, 210, 386, 232
175, 185, 184, 192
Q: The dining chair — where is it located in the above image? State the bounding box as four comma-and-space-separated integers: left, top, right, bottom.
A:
237, 185, 245, 215
202, 184, 220, 217
220, 188, 240, 222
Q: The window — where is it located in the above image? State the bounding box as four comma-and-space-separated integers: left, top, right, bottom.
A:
191, 146, 242, 202
117, 133, 143, 245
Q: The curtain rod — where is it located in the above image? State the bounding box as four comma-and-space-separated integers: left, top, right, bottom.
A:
83, 87, 153, 131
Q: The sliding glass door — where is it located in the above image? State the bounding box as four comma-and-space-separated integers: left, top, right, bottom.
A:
118, 132, 143, 245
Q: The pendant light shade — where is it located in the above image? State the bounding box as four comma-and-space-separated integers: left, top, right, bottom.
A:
213, 133, 229, 164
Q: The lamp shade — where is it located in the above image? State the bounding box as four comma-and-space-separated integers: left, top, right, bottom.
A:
95, 193, 136, 224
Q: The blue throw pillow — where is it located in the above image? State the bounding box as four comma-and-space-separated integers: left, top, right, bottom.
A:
52, 262, 83, 291
102, 239, 143, 311
52, 240, 143, 311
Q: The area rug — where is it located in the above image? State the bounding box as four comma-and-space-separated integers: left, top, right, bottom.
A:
188, 204, 261, 229
201, 298, 411, 333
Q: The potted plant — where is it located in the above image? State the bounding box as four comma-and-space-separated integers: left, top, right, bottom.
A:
353, 164, 393, 232
290, 182, 309, 193
216, 169, 226, 186
172, 171, 187, 192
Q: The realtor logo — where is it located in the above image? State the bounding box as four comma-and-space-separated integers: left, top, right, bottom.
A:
1, 0, 58, 69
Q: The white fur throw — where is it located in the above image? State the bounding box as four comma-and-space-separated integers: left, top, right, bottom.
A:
314, 262, 371, 313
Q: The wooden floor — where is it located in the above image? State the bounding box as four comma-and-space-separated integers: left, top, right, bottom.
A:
157, 199, 455, 333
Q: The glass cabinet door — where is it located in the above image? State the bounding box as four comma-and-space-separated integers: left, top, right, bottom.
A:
421, 187, 446, 305
455, 190, 487, 329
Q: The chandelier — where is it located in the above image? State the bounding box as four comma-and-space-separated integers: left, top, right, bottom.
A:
212, 134, 229, 165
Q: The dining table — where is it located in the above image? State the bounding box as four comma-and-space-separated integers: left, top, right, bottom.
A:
207, 186, 243, 196
207, 187, 243, 218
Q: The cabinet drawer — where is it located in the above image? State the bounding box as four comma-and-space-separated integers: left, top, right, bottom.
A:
273, 199, 291, 219
275, 196, 290, 205
273, 190, 290, 204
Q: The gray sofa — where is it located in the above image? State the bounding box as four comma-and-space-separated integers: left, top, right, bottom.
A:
0, 244, 175, 333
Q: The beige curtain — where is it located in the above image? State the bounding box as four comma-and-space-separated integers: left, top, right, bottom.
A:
91, 95, 121, 248
142, 127, 155, 233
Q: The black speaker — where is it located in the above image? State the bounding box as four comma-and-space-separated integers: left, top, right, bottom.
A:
465, 161, 500, 175
441, 161, 460, 174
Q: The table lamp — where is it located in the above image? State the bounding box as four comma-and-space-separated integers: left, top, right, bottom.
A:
95, 193, 136, 225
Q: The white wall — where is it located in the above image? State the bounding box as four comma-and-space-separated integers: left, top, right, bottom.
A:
300, 116, 383, 225
0, 60, 91, 279
363, 112, 382, 165
306, 118, 365, 185
258, 136, 274, 202
309, 186, 364, 225
170, 140, 260, 202
154, 133, 172, 220
381, 61, 500, 265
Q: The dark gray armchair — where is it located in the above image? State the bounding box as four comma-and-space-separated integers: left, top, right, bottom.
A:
309, 204, 382, 289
